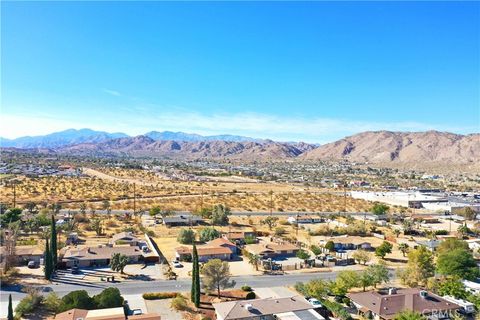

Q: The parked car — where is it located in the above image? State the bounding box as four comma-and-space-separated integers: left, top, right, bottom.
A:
27, 261, 38, 269
172, 260, 183, 268
131, 309, 143, 315
308, 298, 322, 308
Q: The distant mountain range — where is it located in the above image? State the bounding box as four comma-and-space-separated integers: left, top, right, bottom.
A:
0, 129, 260, 148
1, 129, 479, 169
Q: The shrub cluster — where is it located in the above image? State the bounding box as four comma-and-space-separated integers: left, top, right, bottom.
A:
142, 292, 179, 300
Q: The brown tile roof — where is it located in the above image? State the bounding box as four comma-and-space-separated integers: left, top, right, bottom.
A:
348, 289, 460, 319
0, 245, 44, 256
213, 296, 312, 320
111, 232, 140, 242
175, 245, 232, 256
246, 242, 299, 255
63, 245, 142, 261
49, 308, 88, 320
207, 237, 236, 247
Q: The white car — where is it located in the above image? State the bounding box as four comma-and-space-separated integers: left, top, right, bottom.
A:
131, 309, 142, 315
308, 298, 322, 308
172, 260, 183, 268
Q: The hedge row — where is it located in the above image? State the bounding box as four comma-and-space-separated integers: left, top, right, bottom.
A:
142, 292, 180, 300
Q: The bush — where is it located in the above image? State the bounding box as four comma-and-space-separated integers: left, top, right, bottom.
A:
435, 230, 449, 236
241, 285, 252, 292
15, 291, 43, 317
274, 227, 286, 236
244, 236, 257, 244
93, 287, 124, 309
177, 229, 196, 244
342, 297, 351, 306
142, 292, 179, 300
43, 292, 62, 313
60, 290, 95, 312
199, 227, 220, 242
322, 299, 352, 320
246, 291, 256, 300
170, 295, 188, 311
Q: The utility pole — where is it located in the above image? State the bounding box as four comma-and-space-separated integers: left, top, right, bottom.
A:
12, 183, 16, 208
133, 183, 136, 215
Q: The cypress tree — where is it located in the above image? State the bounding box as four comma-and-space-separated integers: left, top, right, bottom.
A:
192, 244, 200, 307
44, 238, 52, 280
191, 243, 197, 303
51, 214, 57, 270
7, 294, 13, 320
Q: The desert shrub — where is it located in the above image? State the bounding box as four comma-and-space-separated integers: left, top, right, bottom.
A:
246, 292, 256, 300
279, 220, 290, 225
170, 295, 188, 311
15, 290, 43, 318
177, 228, 196, 244
274, 227, 286, 236
17, 238, 38, 246
43, 292, 62, 313
142, 292, 179, 300
241, 285, 252, 292
435, 230, 449, 236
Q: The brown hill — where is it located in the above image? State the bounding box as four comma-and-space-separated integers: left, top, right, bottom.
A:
59, 136, 312, 160
302, 131, 480, 165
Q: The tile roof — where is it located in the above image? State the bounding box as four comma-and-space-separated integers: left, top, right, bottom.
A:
176, 245, 232, 256
348, 289, 460, 319
49, 308, 88, 320
213, 296, 312, 320
63, 245, 142, 261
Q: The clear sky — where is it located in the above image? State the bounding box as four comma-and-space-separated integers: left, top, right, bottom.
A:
1, 1, 479, 143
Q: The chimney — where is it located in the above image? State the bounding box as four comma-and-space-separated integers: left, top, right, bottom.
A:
388, 288, 397, 295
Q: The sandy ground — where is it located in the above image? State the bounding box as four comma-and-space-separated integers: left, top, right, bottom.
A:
144, 299, 183, 320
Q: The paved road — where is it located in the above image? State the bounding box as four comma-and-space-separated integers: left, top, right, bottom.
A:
1, 271, 340, 304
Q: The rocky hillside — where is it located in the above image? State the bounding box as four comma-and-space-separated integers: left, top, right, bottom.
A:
58, 136, 314, 160
302, 131, 480, 165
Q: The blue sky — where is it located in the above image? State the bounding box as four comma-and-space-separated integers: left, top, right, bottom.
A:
1, 1, 479, 143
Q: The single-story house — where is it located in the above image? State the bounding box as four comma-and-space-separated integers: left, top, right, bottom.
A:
214, 296, 318, 320
245, 241, 300, 258
348, 288, 460, 320
175, 237, 237, 262
322, 237, 372, 251
110, 231, 142, 246
287, 215, 323, 224
162, 215, 203, 227
175, 246, 232, 262
223, 231, 256, 244
49, 307, 161, 320
0, 245, 44, 265
62, 245, 143, 267
415, 239, 442, 252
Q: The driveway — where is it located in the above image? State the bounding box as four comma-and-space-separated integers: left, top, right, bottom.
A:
144, 299, 183, 320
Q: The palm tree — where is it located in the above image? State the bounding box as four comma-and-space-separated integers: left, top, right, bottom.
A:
245, 251, 260, 271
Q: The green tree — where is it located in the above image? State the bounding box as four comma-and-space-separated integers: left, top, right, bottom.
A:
110, 253, 129, 274
371, 203, 389, 215
310, 245, 322, 256
200, 259, 235, 297
352, 249, 371, 265
243, 250, 260, 271
398, 246, 434, 287
44, 238, 52, 280
261, 216, 279, 230
51, 215, 57, 270
93, 287, 124, 309
24, 202, 38, 214
191, 244, 201, 308
149, 206, 161, 217
437, 238, 469, 254
398, 243, 409, 257
102, 200, 111, 215
177, 228, 196, 244
332, 270, 359, 296
90, 218, 103, 236
436, 277, 467, 299
60, 290, 94, 312
324, 241, 335, 252
1, 208, 22, 225
43, 292, 62, 313
394, 311, 425, 320
375, 241, 393, 259
367, 263, 390, 288
7, 294, 13, 320
296, 279, 330, 300
211, 204, 230, 226
199, 227, 220, 242
296, 249, 311, 263
358, 271, 374, 291
436, 248, 479, 280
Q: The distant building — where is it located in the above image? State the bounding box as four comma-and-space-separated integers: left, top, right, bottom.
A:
62, 245, 143, 267
162, 215, 203, 227
245, 241, 300, 259
0, 245, 44, 266
287, 215, 323, 224
175, 237, 237, 262
349, 288, 460, 320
